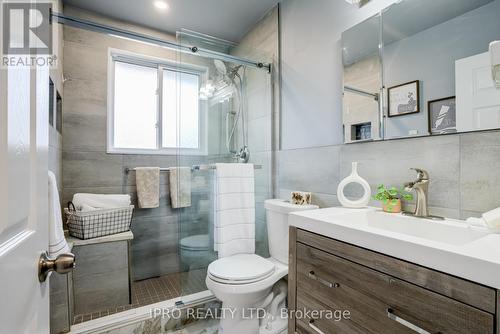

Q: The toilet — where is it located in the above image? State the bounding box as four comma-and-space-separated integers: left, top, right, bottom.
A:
179, 234, 215, 271
206, 199, 319, 334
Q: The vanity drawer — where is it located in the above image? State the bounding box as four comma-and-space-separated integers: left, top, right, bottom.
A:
296, 243, 494, 334
296, 229, 496, 313
296, 270, 417, 333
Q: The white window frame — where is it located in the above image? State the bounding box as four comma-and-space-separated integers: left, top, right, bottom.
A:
107, 48, 208, 155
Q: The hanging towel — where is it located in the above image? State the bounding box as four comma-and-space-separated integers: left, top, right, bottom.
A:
72, 193, 131, 210
169, 167, 192, 208
48, 171, 70, 257
213, 163, 255, 258
135, 167, 160, 209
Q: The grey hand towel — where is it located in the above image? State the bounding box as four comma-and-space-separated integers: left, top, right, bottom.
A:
135, 167, 160, 208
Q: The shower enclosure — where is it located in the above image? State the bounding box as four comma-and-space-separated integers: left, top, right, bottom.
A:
175, 30, 275, 298
52, 6, 277, 330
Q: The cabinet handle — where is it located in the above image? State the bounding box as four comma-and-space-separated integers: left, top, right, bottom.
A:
387, 308, 431, 334
308, 320, 326, 334
308, 271, 340, 288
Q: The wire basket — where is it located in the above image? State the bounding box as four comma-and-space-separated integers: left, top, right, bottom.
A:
65, 203, 134, 240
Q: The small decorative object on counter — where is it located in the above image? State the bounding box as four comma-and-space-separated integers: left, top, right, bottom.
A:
373, 184, 413, 213
337, 162, 371, 208
291, 191, 312, 205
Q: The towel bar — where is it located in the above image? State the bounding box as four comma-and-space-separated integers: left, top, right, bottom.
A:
124, 164, 262, 174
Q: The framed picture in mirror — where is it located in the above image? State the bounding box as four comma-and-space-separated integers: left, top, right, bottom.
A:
388, 80, 420, 117
428, 96, 457, 135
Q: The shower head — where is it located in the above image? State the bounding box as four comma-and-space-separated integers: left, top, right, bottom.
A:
214, 59, 227, 76
214, 59, 243, 81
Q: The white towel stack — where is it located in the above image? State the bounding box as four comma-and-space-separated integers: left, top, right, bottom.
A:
213, 163, 255, 258
72, 193, 131, 210
48, 171, 70, 257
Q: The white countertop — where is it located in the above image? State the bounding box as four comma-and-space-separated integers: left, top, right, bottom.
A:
290, 207, 500, 289
67, 230, 134, 247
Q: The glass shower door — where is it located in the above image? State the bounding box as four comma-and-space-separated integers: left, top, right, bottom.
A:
173, 37, 219, 299
175, 31, 274, 299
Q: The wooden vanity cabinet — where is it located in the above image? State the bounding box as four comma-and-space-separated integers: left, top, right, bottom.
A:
288, 227, 499, 334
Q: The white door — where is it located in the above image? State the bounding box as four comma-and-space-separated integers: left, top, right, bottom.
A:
0, 12, 51, 334
456, 52, 500, 132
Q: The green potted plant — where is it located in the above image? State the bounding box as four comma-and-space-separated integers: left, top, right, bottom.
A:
373, 185, 413, 213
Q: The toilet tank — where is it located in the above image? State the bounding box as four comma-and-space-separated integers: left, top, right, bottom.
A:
264, 199, 319, 264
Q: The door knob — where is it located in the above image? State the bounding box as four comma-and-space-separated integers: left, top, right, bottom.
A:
38, 252, 75, 282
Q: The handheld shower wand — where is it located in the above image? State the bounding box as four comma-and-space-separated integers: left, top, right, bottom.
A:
214, 60, 249, 163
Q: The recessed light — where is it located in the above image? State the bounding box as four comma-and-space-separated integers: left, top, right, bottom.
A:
153, 1, 169, 10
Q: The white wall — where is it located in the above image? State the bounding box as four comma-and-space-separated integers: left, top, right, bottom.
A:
280, 0, 398, 149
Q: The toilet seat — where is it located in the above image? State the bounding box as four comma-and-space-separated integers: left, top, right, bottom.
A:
208, 254, 275, 284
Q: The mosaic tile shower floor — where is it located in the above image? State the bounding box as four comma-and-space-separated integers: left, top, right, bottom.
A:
73, 269, 207, 324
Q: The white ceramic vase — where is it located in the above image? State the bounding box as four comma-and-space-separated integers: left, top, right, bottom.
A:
337, 162, 371, 208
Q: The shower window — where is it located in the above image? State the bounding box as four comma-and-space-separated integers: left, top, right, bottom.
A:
162, 69, 200, 149
107, 50, 207, 155
113, 61, 158, 150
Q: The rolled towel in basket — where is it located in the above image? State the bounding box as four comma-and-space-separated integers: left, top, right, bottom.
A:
72, 193, 131, 210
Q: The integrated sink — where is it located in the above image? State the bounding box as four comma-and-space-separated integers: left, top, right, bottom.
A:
327, 210, 488, 246
290, 207, 500, 288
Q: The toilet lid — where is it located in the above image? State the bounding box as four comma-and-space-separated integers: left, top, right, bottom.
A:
180, 234, 210, 251
208, 254, 275, 283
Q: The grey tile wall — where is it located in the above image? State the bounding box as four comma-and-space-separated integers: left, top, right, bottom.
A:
231, 6, 279, 257
278, 131, 500, 220
460, 132, 500, 216
61, 150, 212, 281
72, 241, 130, 315
50, 272, 72, 334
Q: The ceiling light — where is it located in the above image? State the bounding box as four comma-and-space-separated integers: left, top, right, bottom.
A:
153, 1, 169, 10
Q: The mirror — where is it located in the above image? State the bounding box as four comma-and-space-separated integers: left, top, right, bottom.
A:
342, 14, 382, 143
342, 0, 500, 142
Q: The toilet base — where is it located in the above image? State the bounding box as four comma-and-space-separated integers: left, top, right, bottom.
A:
218, 305, 263, 334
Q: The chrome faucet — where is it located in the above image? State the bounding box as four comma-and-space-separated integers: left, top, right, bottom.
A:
404, 168, 430, 217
